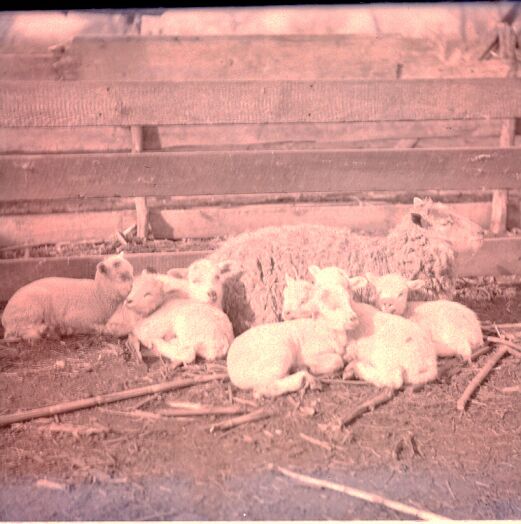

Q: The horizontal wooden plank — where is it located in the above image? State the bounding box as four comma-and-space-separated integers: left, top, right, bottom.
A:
1, 148, 521, 201
2, 79, 521, 127
455, 237, 521, 277
0, 120, 502, 154
57, 35, 511, 81
0, 251, 208, 303
0, 202, 492, 247
1, 237, 520, 302
0, 53, 59, 80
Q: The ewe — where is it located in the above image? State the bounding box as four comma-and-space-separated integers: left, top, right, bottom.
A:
366, 272, 483, 361
2, 252, 133, 341
226, 266, 366, 398
209, 197, 484, 335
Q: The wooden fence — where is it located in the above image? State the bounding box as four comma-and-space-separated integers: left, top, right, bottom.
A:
0, 34, 520, 301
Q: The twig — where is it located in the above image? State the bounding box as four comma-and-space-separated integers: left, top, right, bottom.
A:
320, 378, 371, 386
0, 373, 228, 427
299, 432, 333, 451
115, 231, 128, 246
470, 345, 494, 362
232, 396, 258, 408
457, 346, 510, 411
36, 422, 110, 436
340, 388, 397, 427
486, 336, 521, 358
501, 385, 521, 393
209, 407, 271, 432
97, 408, 163, 420
35, 479, 67, 491
157, 405, 246, 417
165, 400, 204, 410
275, 466, 452, 521
482, 321, 521, 330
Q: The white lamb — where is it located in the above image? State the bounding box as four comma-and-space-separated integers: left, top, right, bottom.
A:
365, 272, 483, 361
226, 265, 366, 398
282, 272, 439, 389
2, 252, 134, 341
103, 258, 235, 337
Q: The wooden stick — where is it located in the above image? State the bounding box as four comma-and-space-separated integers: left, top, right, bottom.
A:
0, 373, 228, 427
481, 322, 521, 330
486, 336, 521, 358
299, 432, 333, 451
340, 388, 397, 427
209, 407, 270, 432
157, 405, 246, 417
470, 345, 494, 362
275, 466, 452, 521
457, 346, 510, 411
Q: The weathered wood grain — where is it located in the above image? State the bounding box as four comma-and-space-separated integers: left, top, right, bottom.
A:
0, 120, 502, 154
0, 53, 58, 80
1, 237, 520, 302
0, 202, 492, 247
2, 79, 521, 127
1, 148, 521, 201
57, 35, 511, 81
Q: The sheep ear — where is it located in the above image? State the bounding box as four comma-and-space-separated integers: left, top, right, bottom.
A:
348, 276, 368, 291
407, 279, 425, 291
97, 262, 108, 275
167, 268, 187, 279
413, 197, 424, 207
365, 272, 376, 284
308, 265, 321, 279
411, 212, 423, 226
117, 251, 126, 258
218, 260, 235, 274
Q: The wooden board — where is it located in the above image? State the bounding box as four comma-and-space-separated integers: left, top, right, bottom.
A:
0, 53, 58, 80
2, 79, 521, 127
0, 120, 502, 154
1, 237, 520, 302
0, 201, 492, 247
56, 35, 511, 81
2, 148, 521, 201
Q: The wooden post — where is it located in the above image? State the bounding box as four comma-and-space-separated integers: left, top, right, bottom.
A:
131, 126, 149, 240
490, 23, 518, 235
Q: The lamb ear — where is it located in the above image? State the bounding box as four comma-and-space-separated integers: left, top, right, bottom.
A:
117, 251, 126, 258
407, 279, 425, 291
218, 260, 235, 274
308, 265, 321, 280
97, 262, 108, 275
167, 268, 187, 279
413, 197, 424, 207
365, 272, 376, 284
348, 276, 368, 291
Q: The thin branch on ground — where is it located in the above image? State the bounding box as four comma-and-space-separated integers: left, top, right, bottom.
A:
500, 385, 521, 393
97, 408, 163, 420
157, 405, 247, 417
0, 372, 228, 427
339, 388, 397, 427
471, 345, 494, 362
486, 336, 521, 358
274, 466, 452, 521
457, 346, 510, 411
299, 432, 333, 451
36, 422, 110, 436
209, 407, 271, 432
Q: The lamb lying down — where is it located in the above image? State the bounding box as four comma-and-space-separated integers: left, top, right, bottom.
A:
121, 259, 237, 364
227, 266, 366, 398
366, 272, 483, 361
2, 252, 134, 341
103, 258, 235, 337
282, 271, 438, 390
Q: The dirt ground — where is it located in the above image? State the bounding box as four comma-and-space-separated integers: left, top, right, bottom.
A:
0, 278, 520, 521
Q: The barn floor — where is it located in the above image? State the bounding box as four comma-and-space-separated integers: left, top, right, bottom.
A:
1, 284, 521, 521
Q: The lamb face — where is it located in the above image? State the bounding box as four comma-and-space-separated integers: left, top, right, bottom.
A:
124, 270, 167, 316
409, 197, 484, 254
365, 272, 424, 315
95, 252, 134, 300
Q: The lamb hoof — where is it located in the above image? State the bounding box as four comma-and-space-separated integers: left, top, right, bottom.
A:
342, 363, 356, 380
126, 334, 143, 364
304, 373, 321, 392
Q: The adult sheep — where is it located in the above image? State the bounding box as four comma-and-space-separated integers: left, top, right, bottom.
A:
208, 197, 484, 335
